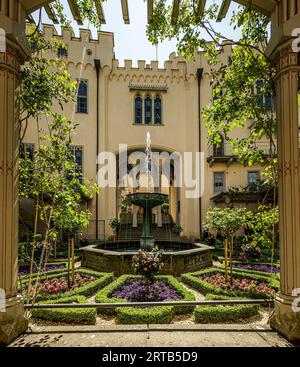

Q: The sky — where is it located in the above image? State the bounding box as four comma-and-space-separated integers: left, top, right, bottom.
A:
33, 0, 242, 67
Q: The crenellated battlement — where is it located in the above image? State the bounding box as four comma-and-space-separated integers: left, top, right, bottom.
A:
27, 23, 233, 80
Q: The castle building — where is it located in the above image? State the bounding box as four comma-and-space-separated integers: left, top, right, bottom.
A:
21, 24, 271, 240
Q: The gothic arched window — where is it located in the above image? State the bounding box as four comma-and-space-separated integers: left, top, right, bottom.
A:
135, 95, 143, 123
154, 95, 162, 124
145, 95, 152, 124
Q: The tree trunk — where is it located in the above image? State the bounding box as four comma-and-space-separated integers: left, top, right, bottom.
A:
54, 239, 57, 259
67, 236, 71, 287
27, 198, 39, 301
224, 238, 228, 282
71, 237, 75, 285
230, 235, 234, 285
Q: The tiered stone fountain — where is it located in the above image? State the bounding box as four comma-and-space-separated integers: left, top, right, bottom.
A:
81, 132, 213, 276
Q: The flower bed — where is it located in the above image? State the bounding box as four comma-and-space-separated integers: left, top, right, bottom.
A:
232, 262, 280, 274
111, 279, 181, 302
201, 273, 274, 294
21, 269, 114, 301
35, 273, 95, 296
181, 268, 279, 299
31, 295, 97, 324
194, 294, 260, 323
18, 263, 67, 277
95, 275, 195, 323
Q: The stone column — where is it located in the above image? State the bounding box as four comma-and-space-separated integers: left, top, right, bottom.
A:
0, 40, 28, 345
270, 41, 300, 343
132, 207, 138, 227
157, 206, 162, 227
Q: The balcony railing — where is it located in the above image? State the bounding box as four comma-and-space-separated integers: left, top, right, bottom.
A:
207, 141, 275, 166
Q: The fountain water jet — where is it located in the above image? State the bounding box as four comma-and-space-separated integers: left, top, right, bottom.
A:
126, 132, 168, 250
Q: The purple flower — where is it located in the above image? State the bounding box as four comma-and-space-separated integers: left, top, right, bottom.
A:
111, 279, 182, 302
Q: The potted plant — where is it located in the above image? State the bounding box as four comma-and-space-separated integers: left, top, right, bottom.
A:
172, 225, 183, 236
109, 218, 120, 236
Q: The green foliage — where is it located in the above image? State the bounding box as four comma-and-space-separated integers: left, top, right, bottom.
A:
132, 247, 164, 282
19, 113, 96, 242
146, 2, 277, 175
205, 207, 246, 238
172, 225, 183, 235
244, 205, 279, 248
194, 294, 259, 323
31, 295, 97, 324
53, 0, 104, 30
109, 218, 120, 234
116, 305, 173, 324
181, 267, 279, 299
95, 274, 195, 322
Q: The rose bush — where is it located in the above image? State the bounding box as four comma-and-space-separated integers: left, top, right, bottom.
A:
199, 273, 275, 295
132, 247, 163, 281
26, 273, 95, 296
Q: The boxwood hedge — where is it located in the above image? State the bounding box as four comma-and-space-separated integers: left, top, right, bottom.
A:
22, 268, 113, 302
95, 274, 195, 324
181, 267, 279, 299
31, 295, 97, 324
194, 293, 260, 323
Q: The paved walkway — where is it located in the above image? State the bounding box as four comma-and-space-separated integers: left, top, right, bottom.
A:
9, 324, 292, 347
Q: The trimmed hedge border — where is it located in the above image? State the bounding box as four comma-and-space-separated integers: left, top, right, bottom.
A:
194, 293, 260, 323
95, 274, 195, 324
181, 267, 279, 300
22, 268, 113, 302
31, 295, 97, 324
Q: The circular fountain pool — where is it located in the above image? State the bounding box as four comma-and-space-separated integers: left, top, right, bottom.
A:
80, 240, 214, 276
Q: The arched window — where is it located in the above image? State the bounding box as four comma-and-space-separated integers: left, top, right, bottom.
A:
145, 95, 152, 124
135, 95, 143, 123
154, 95, 162, 124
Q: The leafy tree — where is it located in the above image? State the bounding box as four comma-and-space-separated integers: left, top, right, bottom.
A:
244, 205, 279, 266
205, 207, 246, 281
19, 27, 98, 300
147, 1, 277, 181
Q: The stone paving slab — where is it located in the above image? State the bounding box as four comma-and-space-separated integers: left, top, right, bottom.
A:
9, 324, 292, 347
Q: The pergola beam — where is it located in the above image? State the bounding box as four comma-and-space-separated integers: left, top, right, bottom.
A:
67, 0, 83, 25
147, 0, 154, 24
196, 0, 206, 18
26, 13, 36, 24
121, 0, 130, 24
216, 0, 231, 22
44, 4, 59, 24
171, 0, 180, 24
94, 0, 106, 24
233, 0, 274, 17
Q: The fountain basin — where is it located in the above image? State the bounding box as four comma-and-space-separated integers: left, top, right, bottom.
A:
126, 192, 169, 250
126, 192, 168, 209
80, 240, 214, 276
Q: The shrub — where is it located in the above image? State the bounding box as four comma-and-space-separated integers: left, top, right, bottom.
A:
95, 274, 195, 323
132, 247, 164, 281
31, 295, 96, 324
194, 293, 259, 323
181, 267, 278, 299
116, 306, 173, 324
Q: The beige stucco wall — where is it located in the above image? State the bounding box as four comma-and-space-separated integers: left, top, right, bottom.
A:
22, 25, 271, 239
